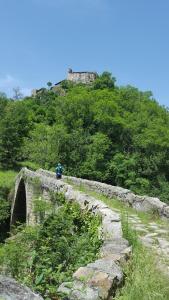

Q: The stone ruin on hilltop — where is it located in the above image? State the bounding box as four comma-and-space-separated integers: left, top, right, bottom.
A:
32, 68, 97, 96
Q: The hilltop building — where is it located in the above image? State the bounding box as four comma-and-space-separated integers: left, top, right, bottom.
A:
31, 69, 97, 96
67, 68, 97, 84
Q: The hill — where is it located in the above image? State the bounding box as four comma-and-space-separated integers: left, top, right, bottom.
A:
0, 72, 169, 202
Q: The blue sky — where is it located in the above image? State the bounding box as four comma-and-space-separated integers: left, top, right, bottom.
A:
0, 0, 169, 107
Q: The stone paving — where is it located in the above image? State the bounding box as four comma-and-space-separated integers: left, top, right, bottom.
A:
133, 216, 169, 276
101, 205, 169, 276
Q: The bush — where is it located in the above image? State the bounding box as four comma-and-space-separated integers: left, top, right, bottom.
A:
0, 199, 102, 300
0, 170, 17, 242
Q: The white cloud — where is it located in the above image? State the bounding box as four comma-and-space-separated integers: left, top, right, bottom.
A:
20, 87, 32, 97
0, 74, 32, 98
0, 75, 18, 88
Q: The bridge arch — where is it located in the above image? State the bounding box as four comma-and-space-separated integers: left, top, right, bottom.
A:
11, 169, 45, 227
11, 178, 27, 227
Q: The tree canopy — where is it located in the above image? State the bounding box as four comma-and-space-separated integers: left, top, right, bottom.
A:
0, 72, 169, 202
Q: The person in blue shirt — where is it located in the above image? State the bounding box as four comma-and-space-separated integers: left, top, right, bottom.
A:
56, 163, 63, 179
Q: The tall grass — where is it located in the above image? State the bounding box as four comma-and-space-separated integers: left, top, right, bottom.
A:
115, 213, 169, 300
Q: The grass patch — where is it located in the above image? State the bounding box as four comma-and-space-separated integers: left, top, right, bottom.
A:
114, 213, 169, 300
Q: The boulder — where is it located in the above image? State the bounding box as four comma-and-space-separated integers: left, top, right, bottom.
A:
0, 276, 43, 300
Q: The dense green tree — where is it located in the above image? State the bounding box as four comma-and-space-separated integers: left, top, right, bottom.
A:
0, 102, 31, 168
24, 124, 69, 169
46, 81, 52, 89
81, 132, 111, 181
93, 71, 116, 89
0, 96, 8, 118
1, 72, 169, 202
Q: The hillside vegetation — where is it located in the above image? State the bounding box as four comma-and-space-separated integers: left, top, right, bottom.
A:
0, 72, 169, 204
0, 170, 16, 241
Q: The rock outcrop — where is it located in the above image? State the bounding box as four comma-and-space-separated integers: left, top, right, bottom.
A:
0, 276, 43, 300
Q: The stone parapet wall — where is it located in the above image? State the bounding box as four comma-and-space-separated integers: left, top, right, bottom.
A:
35, 169, 169, 219
36, 170, 131, 299
57, 180, 131, 299
64, 175, 169, 219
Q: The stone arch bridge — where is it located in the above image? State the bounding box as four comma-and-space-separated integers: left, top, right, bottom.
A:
11, 167, 132, 299
10, 167, 169, 299
11, 167, 169, 227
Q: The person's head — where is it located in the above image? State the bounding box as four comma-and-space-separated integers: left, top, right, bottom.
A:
58, 163, 61, 166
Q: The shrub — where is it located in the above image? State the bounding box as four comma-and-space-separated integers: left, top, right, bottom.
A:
0, 199, 102, 300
